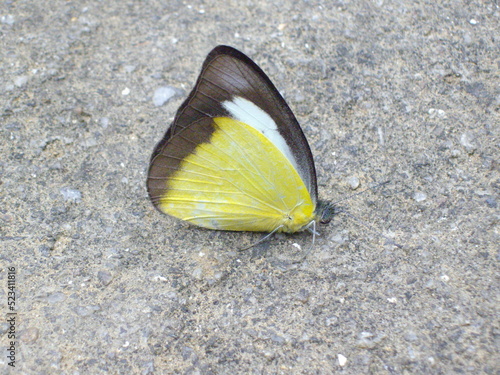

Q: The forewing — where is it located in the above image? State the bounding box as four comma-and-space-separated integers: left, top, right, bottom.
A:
148, 46, 318, 204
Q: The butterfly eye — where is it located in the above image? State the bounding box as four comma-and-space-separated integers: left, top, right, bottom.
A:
317, 201, 335, 225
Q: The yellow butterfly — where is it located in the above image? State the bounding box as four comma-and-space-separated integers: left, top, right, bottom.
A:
147, 46, 333, 235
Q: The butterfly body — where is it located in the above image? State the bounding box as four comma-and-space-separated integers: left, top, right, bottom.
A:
147, 46, 332, 233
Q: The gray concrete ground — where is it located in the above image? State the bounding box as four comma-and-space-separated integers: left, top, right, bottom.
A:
1, 0, 498, 374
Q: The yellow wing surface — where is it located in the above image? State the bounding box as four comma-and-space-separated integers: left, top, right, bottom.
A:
157, 117, 316, 233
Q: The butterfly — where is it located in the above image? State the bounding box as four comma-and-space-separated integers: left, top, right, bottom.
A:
147, 45, 334, 235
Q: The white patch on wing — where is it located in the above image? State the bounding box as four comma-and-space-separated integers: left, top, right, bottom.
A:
222, 96, 299, 172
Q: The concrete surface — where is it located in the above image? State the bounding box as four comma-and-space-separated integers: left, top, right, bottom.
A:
1, 0, 498, 373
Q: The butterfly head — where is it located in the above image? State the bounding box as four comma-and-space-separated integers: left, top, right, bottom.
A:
316, 200, 336, 225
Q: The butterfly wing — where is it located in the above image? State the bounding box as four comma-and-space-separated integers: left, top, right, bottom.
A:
147, 46, 318, 232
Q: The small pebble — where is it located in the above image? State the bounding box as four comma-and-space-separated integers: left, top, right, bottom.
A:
325, 316, 338, 326
14, 75, 29, 87
20, 327, 40, 343
1, 14, 15, 25
153, 86, 178, 107
296, 288, 310, 303
330, 232, 348, 244
428, 108, 446, 119
270, 333, 285, 344
74, 305, 100, 316
100, 117, 109, 128
263, 350, 276, 359
192, 267, 203, 280
485, 197, 497, 208
97, 270, 113, 286
356, 331, 386, 349
338, 353, 347, 367
47, 292, 66, 304
460, 132, 476, 154
124, 65, 136, 73
347, 176, 360, 189
294, 93, 305, 102
404, 331, 419, 342
413, 192, 427, 202
60, 187, 82, 203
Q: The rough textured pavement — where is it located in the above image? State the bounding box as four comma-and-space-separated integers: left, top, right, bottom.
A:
1, 0, 498, 373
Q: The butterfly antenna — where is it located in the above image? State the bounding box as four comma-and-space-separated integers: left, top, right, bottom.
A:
337, 209, 403, 248
331, 180, 391, 206
330, 180, 403, 248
